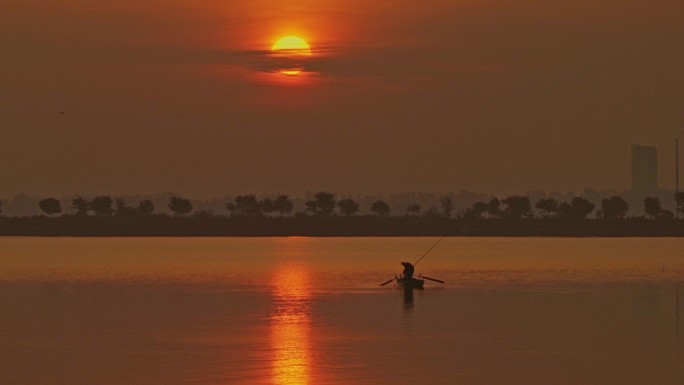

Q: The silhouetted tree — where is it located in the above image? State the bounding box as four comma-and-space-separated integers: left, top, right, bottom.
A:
406, 203, 421, 216
535, 198, 558, 218
338, 199, 359, 216
89, 196, 114, 216
169, 196, 193, 216
644, 197, 661, 219
556, 202, 571, 219
304, 200, 316, 214
370, 200, 390, 217
502, 195, 532, 219
39, 198, 62, 216
487, 198, 502, 218
575, 197, 594, 219
557, 197, 595, 220
259, 198, 275, 216
463, 201, 489, 220
137, 200, 154, 215
572, 197, 596, 219
227, 195, 262, 216
601, 196, 628, 220
440, 196, 455, 219
676, 192, 684, 218
71, 197, 89, 216
305, 192, 336, 216
273, 195, 293, 216
465, 201, 490, 219
473, 201, 488, 213
115, 198, 137, 216
237, 195, 262, 216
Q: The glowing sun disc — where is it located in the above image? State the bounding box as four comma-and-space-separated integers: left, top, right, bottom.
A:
271, 36, 311, 76
272, 36, 311, 54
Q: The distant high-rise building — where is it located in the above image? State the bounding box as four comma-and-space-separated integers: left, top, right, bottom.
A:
631, 145, 657, 211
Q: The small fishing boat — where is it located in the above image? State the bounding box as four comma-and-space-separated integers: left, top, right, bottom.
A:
396, 277, 425, 289
381, 274, 443, 288
381, 274, 442, 288
378, 237, 446, 288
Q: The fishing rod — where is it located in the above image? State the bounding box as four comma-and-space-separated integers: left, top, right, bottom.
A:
413, 236, 445, 266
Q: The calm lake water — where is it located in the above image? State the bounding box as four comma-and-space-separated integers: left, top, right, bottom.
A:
1, 237, 683, 385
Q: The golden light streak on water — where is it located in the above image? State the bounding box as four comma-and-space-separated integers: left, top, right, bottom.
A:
271, 264, 311, 385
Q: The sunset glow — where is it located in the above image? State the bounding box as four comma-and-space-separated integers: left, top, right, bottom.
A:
271, 36, 312, 76
3, 0, 684, 383
280, 69, 302, 76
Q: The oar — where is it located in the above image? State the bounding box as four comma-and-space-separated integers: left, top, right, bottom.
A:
422, 276, 445, 284
379, 278, 396, 286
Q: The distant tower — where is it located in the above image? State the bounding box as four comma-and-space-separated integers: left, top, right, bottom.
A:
631, 145, 658, 213
677, 138, 680, 218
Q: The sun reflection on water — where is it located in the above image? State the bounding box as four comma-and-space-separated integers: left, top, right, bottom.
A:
271, 264, 311, 385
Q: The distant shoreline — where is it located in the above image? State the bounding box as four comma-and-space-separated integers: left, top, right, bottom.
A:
1, 215, 683, 237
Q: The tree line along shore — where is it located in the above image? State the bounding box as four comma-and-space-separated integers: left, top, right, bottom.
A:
1, 192, 684, 236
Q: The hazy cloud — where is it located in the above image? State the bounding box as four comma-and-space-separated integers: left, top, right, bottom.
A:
1, 0, 683, 197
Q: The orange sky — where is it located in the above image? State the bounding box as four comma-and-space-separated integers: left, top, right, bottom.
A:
1, 0, 683, 197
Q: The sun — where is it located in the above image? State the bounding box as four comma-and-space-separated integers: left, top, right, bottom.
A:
272, 36, 311, 53
271, 36, 312, 76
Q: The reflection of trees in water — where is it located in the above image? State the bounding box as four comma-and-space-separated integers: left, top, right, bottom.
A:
271, 265, 311, 385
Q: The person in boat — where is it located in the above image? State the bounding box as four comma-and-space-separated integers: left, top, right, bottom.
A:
401, 262, 415, 280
